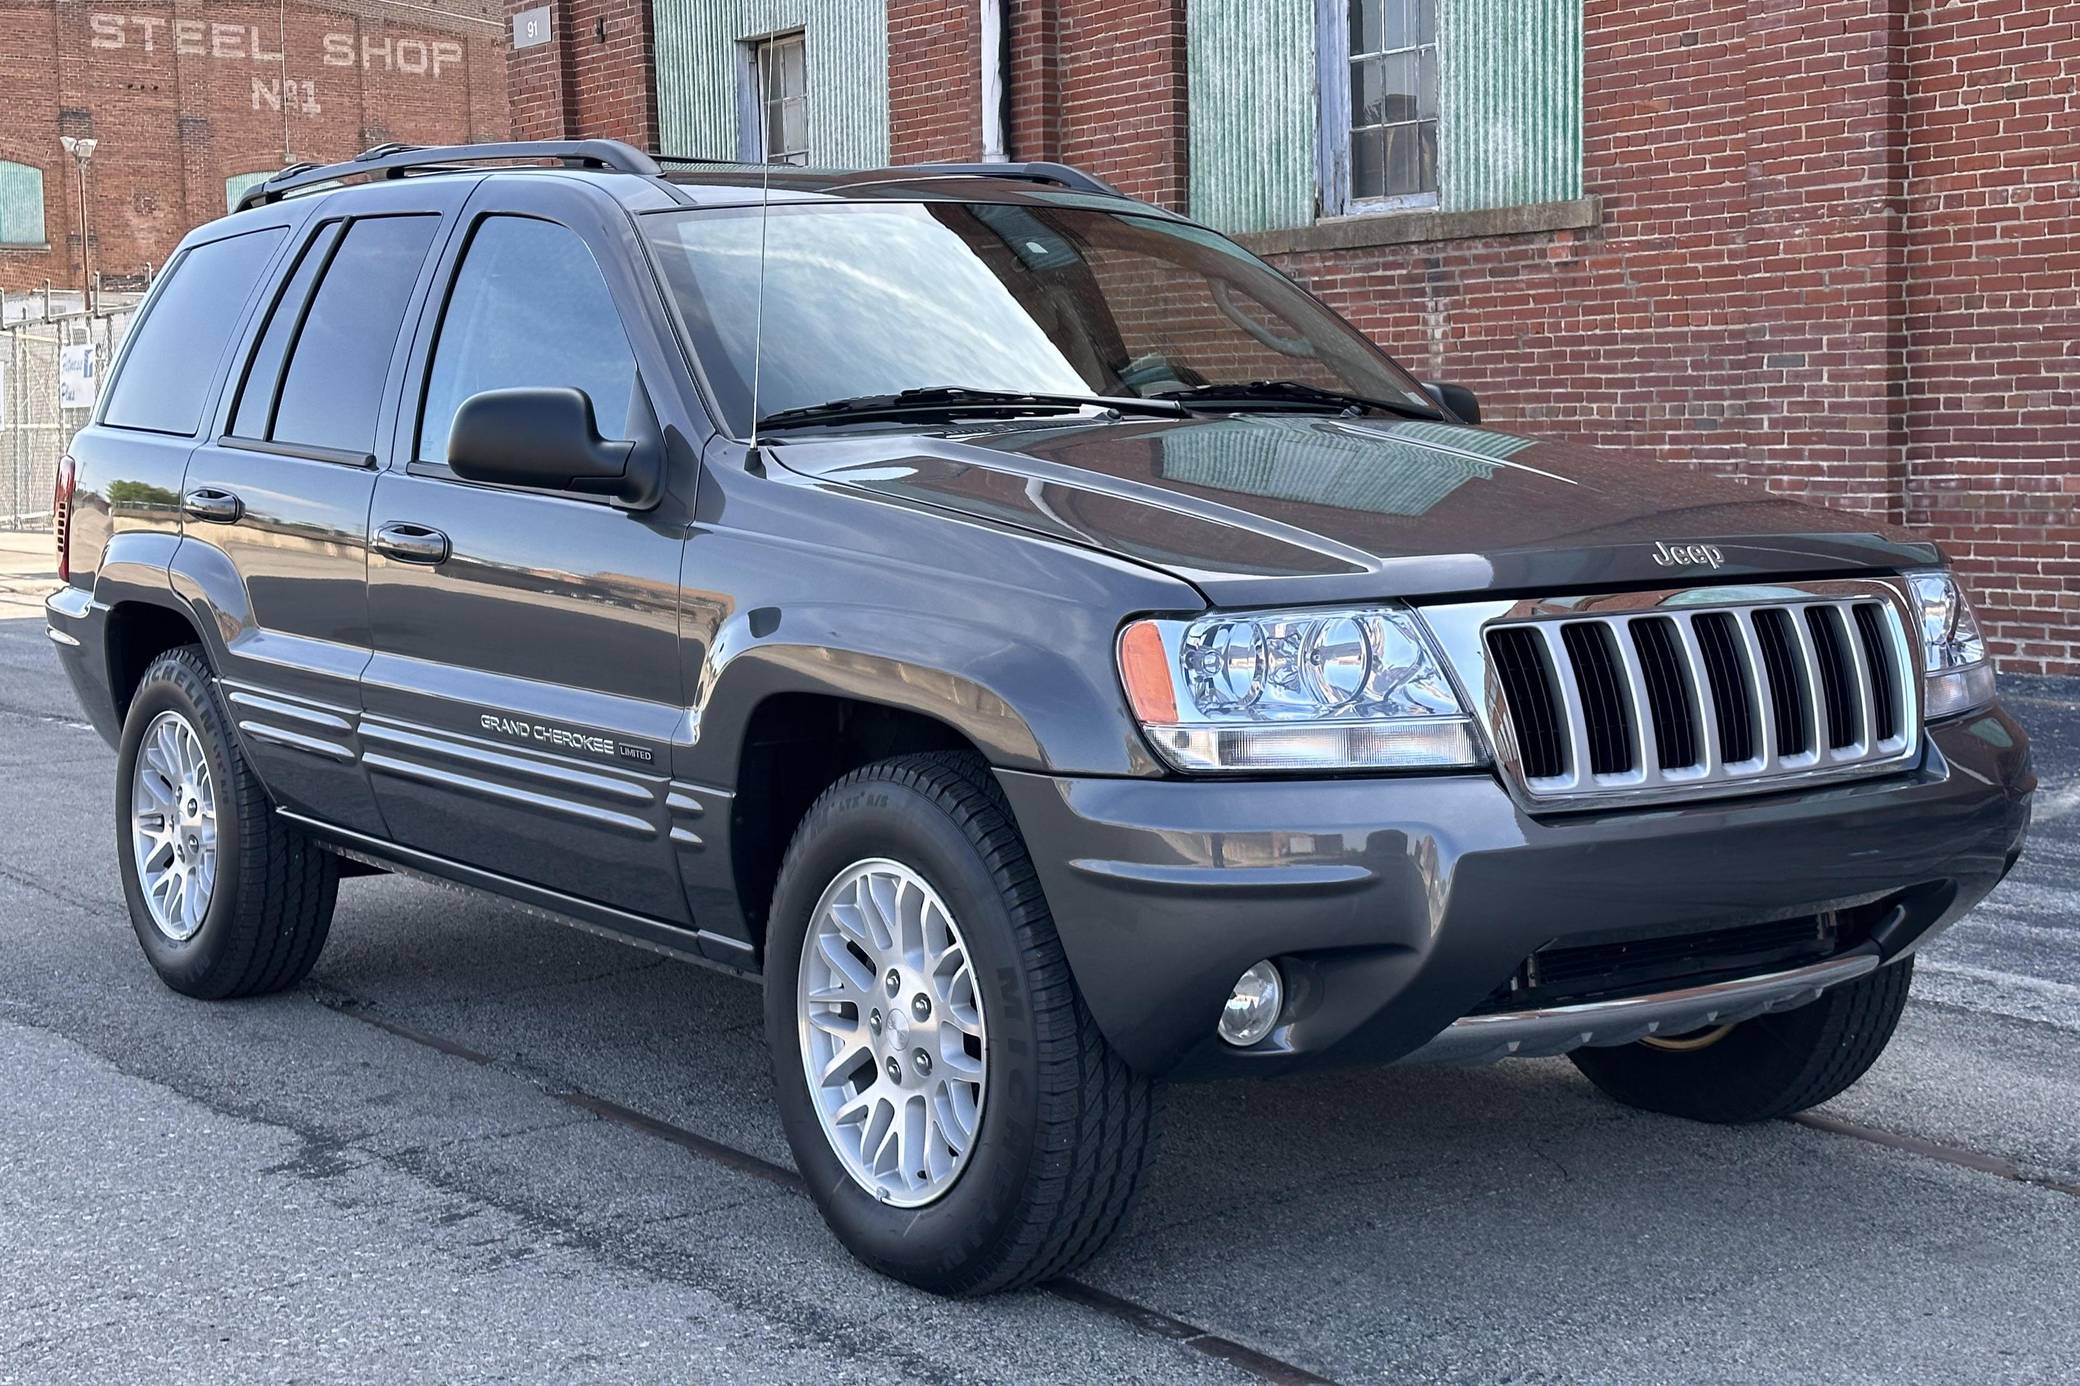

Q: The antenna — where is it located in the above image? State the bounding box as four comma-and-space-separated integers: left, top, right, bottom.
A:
747, 154, 773, 453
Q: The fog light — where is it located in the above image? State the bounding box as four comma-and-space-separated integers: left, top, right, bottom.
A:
1217, 961, 1284, 1047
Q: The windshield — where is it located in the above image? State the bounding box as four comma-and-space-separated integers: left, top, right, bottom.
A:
643, 201, 1438, 436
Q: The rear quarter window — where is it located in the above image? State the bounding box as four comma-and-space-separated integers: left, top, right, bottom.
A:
100, 226, 286, 436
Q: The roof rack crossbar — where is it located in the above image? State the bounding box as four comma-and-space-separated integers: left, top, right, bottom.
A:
907, 161, 1121, 196
235, 139, 662, 212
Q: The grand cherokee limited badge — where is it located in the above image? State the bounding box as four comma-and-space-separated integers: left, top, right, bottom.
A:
479, 712, 652, 763
1651, 540, 1726, 570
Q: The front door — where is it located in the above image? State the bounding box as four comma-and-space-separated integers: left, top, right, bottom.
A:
361, 179, 696, 927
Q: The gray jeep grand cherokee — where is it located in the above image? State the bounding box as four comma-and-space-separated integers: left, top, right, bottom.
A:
47, 141, 2032, 1294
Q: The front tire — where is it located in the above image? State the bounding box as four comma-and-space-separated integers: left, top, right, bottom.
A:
764, 752, 1156, 1295
1569, 956, 1914, 1123
115, 646, 338, 999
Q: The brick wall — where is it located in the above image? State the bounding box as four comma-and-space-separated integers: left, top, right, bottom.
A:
888, 1, 979, 162
0, 1, 508, 294
1901, 0, 2080, 674
505, 0, 656, 147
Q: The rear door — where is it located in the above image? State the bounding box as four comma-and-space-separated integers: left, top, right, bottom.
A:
178, 178, 468, 833
360, 176, 698, 928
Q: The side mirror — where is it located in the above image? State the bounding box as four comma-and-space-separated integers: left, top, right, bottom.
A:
1424, 381, 1482, 425
447, 386, 659, 508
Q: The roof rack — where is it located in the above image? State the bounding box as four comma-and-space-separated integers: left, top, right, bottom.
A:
907, 162, 1121, 196
235, 139, 662, 212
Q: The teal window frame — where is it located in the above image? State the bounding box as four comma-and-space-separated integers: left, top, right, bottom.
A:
0, 160, 49, 247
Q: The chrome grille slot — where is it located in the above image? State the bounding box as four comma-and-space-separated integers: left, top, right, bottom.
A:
1462, 580, 1920, 808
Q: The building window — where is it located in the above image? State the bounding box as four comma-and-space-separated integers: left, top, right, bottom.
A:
225, 171, 273, 213
0, 161, 48, 246
1326, 0, 1438, 212
740, 31, 809, 166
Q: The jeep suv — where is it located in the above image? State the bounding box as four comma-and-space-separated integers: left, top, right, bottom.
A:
47, 141, 2033, 1295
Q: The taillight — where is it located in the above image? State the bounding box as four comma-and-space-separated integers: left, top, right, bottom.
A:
53, 455, 76, 583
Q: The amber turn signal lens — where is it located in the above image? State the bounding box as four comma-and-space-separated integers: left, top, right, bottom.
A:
1117, 620, 1178, 724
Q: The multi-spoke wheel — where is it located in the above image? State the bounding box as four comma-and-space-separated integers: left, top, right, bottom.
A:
765, 752, 1156, 1296
115, 644, 338, 999
130, 710, 219, 942
798, 859, 987, 1206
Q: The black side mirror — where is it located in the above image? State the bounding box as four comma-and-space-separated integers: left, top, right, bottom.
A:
1424, 381, 1482, 425
447, 386, 660, 509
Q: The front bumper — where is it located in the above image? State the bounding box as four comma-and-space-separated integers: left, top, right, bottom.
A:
996, 705, 2033, 1079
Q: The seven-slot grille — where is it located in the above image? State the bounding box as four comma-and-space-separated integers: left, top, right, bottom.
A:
1483, 591, 1918, 803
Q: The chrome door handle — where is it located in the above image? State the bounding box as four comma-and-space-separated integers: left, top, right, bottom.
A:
373, 522, 450, 565
180, 487, 243, 523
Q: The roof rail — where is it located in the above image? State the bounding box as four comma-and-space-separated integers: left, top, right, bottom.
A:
235, 139, 662, 212
907, 161, 1121, 196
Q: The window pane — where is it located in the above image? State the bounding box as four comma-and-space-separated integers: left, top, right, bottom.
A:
1380, 51, 1418, 124
102, 227, 284, 435
781, 98, 807, 155
419, 217, 636, 465
1413, 0, 1437, 44
1353, 58, 1382, 127
231, 222, 342, 439
1351, 126, 1386, 201
272, 215, 438, 455
1380, 122, 1438, 198
1383, 0, 1414, 51
1419, 47, 1438, 121
1349, 0, 1381, 57
779, 37, 805, 98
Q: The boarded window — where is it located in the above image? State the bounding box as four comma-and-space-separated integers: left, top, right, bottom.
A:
0, 161, 46, 246
225, 171, 273, 212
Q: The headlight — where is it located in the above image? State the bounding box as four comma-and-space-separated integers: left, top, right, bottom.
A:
1906, 570, 1995, 719
1117, 605, 1483, 773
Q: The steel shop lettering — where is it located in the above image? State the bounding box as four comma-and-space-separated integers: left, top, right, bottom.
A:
88, 13, 465, 112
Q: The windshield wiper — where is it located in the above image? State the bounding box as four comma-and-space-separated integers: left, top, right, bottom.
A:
1153, 380, 1441, 420
758, 386, 1187, 431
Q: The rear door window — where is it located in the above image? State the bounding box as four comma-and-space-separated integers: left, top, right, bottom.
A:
228, 221, 343, 440
417, 215, 637, 466
267, 215, 440, 457
100, 226, 285, 435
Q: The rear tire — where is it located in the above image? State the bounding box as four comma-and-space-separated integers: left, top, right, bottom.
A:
1569, 956, 1913, 1123
115, 646, 338, 999
764, 751, 1157, 1296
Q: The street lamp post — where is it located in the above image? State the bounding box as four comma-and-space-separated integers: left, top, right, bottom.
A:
58, 136, 97, 314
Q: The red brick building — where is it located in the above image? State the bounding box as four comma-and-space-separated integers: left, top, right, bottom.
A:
0, 0, 509, 296
550, 2, 2071, 674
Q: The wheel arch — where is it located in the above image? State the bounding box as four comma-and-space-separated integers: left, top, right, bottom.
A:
726, 688, 987, 961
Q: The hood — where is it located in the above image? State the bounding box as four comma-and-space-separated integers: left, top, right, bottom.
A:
772, 414, 1938, 607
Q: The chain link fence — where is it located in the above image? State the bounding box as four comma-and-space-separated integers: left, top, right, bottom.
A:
2, 303, 136, 531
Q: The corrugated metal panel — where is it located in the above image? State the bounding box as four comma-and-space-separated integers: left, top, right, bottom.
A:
654, 0, 890, 167
0, 162, 46, 246
1187, 0, 1316, 234
1438, 0, 1581, 212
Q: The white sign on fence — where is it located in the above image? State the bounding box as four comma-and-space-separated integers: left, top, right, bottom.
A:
59, 344, 96, 411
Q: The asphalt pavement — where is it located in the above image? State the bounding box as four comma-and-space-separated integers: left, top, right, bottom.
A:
1, 547, 2075, 1384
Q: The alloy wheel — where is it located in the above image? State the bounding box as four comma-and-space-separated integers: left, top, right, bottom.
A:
797, 858, 988, 1207
130, 710, 219, 942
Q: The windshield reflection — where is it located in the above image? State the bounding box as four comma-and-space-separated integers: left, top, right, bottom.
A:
644, 200, 1435, 436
